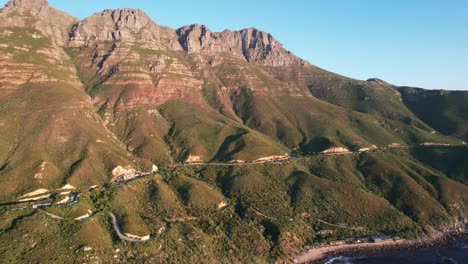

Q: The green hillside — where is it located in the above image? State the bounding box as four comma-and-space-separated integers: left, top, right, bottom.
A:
399, 87, 468, 140
0, 1, 466, 263
1, 150, 466, 262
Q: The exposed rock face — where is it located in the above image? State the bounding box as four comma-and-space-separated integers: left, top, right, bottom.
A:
112, 165, 136, 177
68, 8, 181, 49
253, 155, 289, 162
320, 147, 350, 154
185, 155, 203, 163
177, 24, 308, 66
6, 0, 48, 12
0, 0, 77, 45
67, 9, 308, 67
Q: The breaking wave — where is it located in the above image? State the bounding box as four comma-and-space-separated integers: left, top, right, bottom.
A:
324, 256, 354, 264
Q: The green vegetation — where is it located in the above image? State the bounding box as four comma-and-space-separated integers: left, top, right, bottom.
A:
409, 146, 468, 184
399, 87, 468, 140
158, 100, 287, 162
2, 150, 466, 263
0, 2, 467, 263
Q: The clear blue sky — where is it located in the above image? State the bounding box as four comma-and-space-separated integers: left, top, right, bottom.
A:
2, 0, 467, 90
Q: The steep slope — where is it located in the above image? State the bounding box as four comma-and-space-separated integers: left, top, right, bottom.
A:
398, 87, 468, 140
63, 8, 461, 163
0, 1, 152, 201
0, 0, 463, 199
0, 1, 466, 263
205, 55, 457, 151
174, 25, 458, 153
65, 9, 287, 163
410, 146, 468, 185
262, 63, 433, 130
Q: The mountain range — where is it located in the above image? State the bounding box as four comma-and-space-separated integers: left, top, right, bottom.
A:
0, 1, 467, 262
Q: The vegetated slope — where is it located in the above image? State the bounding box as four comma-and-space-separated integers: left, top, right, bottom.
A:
0, 1, 152, 201
65, 9, 460, 164
410, 146, 468, 185
65, 9, 287, 164
262, 65, 432, 129
207, 55, 457, 152
398, 87, 468, 140
0, 1, 467, 263
0, 0, 463, 206
1, 151, 466, 263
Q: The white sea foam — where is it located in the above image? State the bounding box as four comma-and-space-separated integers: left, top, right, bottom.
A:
324, 256, 354, 264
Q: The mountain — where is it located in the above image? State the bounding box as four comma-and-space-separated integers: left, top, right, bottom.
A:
64, 8, 460, 165
0, 0, 153, 201
0, 1, 466, 263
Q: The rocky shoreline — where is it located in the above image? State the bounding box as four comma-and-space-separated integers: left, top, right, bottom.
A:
294, 229, 467, 264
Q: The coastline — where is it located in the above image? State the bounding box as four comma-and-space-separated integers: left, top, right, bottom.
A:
292, 230, 467, 264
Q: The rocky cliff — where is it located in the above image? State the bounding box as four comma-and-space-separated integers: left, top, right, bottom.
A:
68, 8, 181, 50
177, 24, 308, 66
0, 0, 76, 45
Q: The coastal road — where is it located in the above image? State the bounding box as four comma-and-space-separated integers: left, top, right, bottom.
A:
165, 143, 466, 169
3, 143, 464, 212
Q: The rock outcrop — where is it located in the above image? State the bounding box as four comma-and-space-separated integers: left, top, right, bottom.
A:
6, 0, 48, 13
177, 24, 308, 66
0, 0, 77, 45
68, 8, 181, 49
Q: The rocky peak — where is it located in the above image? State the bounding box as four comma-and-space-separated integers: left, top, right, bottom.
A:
103, 9, 152, 34
69, 8, 151, 45
0, 0, 76, 45
5, 0, 48, 13
177, 24, 211, 51
239, 27, 304, 66
177, 24, 308, 67
68, 8, 181, 50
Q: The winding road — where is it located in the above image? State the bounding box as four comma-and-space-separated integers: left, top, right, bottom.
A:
108, 212, 153, 243
166, 143, 466, 168
0, 143, 465, 243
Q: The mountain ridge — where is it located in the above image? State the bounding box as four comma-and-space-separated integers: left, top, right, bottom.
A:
0, 1, 467, 263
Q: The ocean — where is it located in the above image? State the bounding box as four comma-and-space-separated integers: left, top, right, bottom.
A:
322, 237, 467, 264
